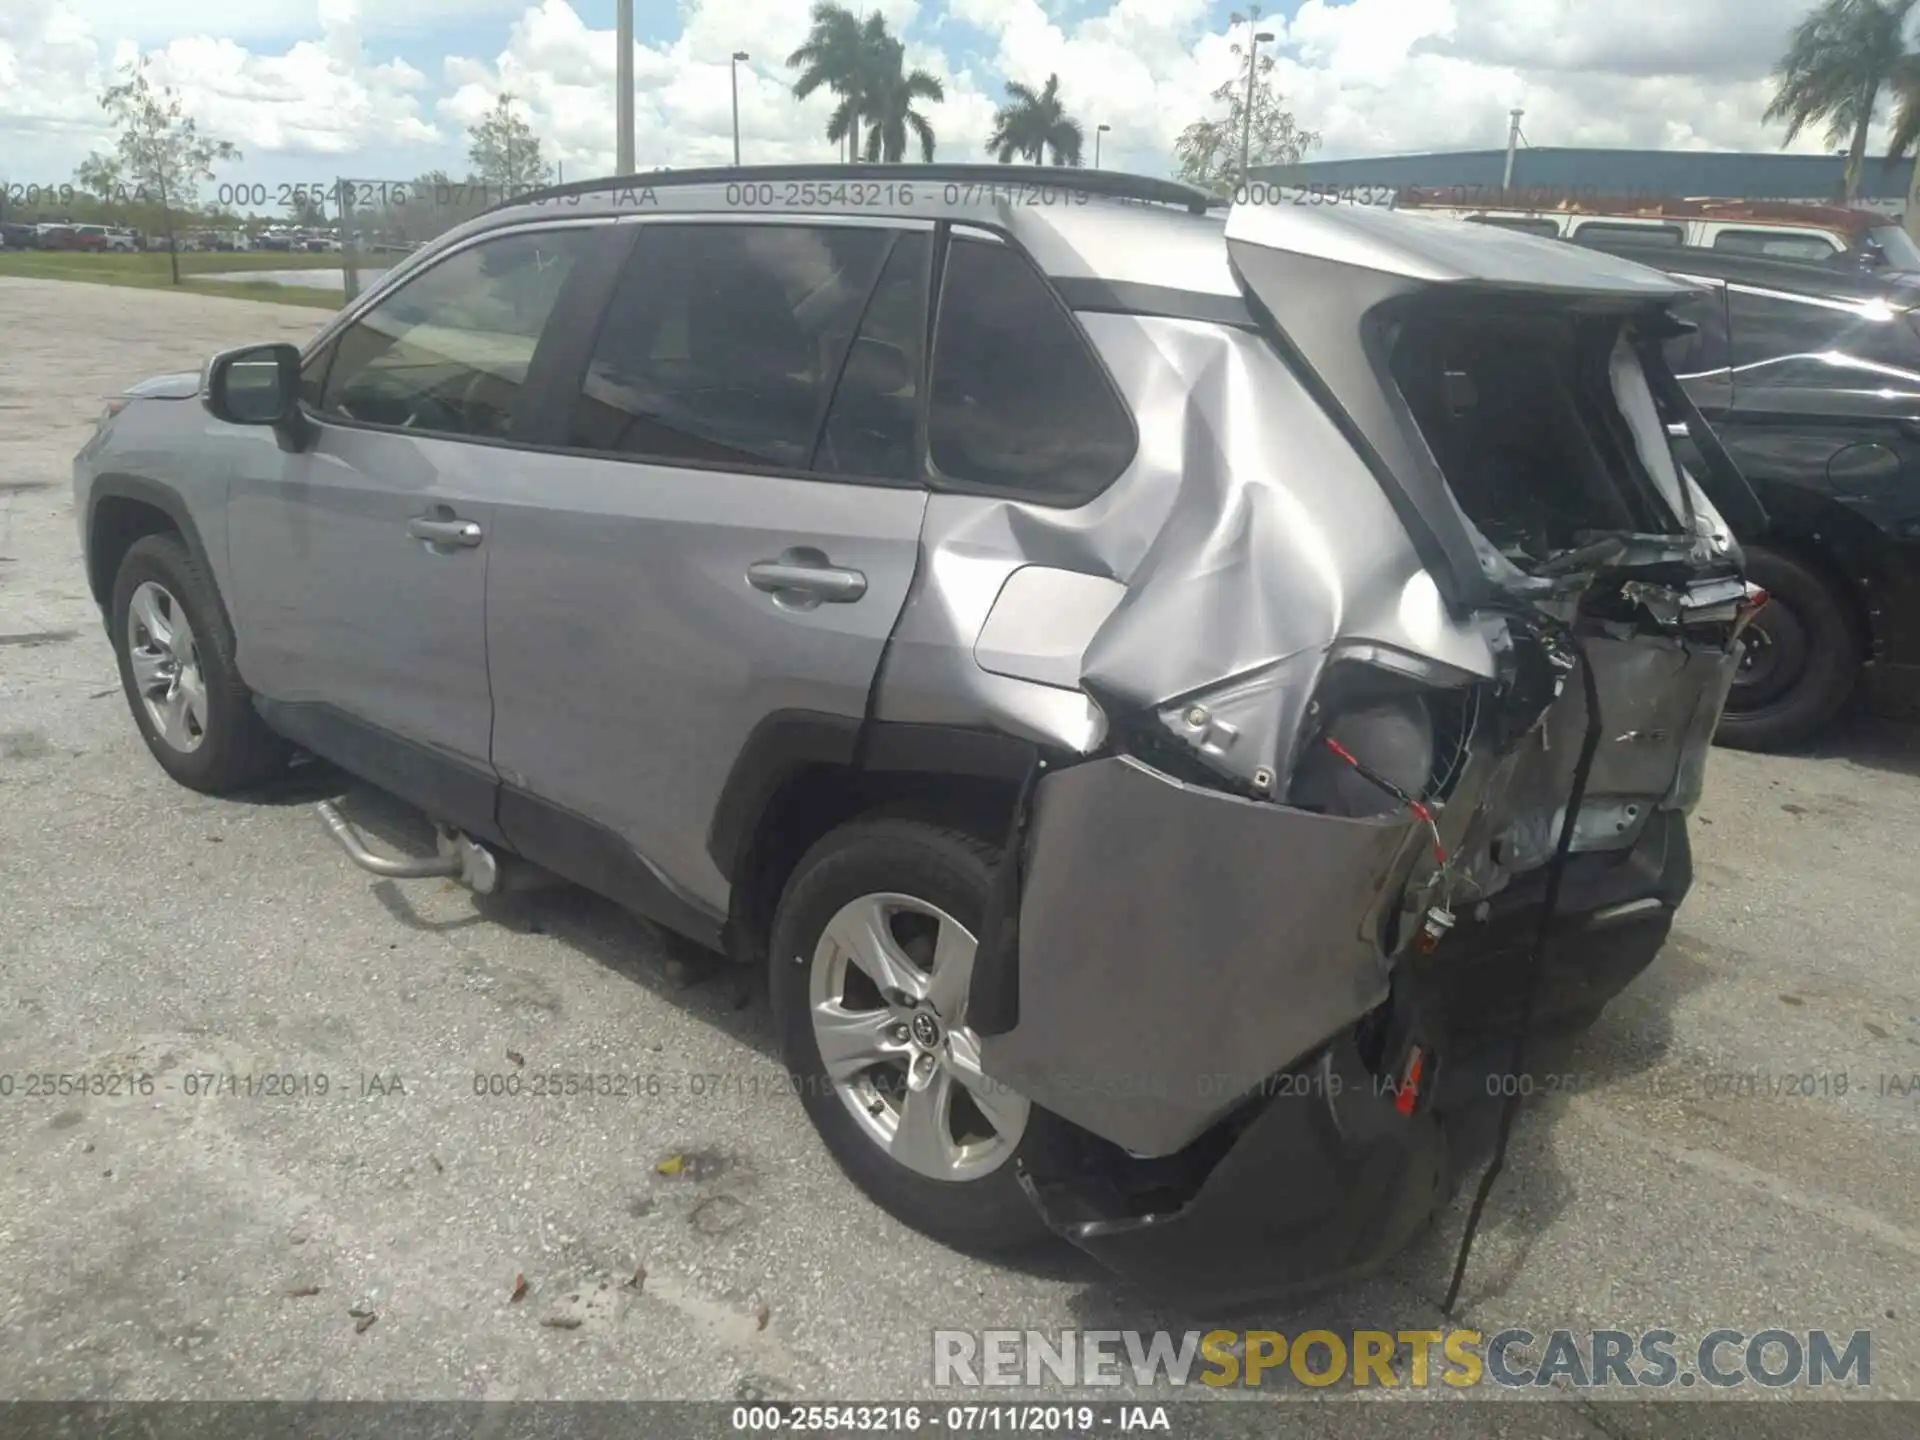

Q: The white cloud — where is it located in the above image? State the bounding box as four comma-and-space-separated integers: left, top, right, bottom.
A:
0, 0, 1888, 194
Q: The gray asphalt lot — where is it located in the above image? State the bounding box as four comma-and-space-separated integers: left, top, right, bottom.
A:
0, 275, 1917, 1424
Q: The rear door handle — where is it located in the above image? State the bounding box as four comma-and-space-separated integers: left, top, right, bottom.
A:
747, 559, 867, 603
407, 516, 483, 548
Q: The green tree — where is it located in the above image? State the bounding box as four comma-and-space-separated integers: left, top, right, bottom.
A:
1767, 0, 1920, 200
859, 39, 943, 162
1174, 38, 1319, 198
789, 4, 871, 161
84, 60, 241, 281
987, 74, 1084, 165
466, 93, 555, 198
789, 5, 934, 162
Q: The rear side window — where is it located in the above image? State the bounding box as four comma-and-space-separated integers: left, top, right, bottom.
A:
566, 222, 891, 469
1575, 221, 1684, 247
1727, 286, 1920, 385
1711, 228, 1840, 262
927, 238, 1134, 503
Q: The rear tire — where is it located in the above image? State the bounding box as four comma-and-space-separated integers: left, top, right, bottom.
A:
110, 533, 289, 793
1715, 546, 1860, 752
769, 817, 1064, 1254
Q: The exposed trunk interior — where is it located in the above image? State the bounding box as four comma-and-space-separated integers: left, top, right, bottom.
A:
1386, 302, 1685, 571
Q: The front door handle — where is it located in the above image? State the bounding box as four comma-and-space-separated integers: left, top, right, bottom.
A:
747, 558, 867, 603
407, 516, 483, 548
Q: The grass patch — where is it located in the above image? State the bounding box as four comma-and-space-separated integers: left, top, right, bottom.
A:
0, 250, 347, 309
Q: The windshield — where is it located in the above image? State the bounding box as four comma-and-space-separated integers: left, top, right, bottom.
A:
1868, 225, 1920, 272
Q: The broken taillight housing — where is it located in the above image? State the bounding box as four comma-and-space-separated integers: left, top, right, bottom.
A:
1732, 584, 1769, 641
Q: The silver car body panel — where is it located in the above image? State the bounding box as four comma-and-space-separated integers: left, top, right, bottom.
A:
987, 755, 1421, 1158
482, 453, 927, 914
225, 424, 497, 768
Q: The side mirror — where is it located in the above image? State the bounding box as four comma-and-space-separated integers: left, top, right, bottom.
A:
204, 342, 311, 451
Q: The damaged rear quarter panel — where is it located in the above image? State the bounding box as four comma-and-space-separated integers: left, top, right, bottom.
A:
979, 755, 1423, 1159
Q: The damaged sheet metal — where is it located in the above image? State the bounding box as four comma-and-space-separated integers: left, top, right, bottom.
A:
978, 754, 1423, 1158
1439, 634, 1738, 897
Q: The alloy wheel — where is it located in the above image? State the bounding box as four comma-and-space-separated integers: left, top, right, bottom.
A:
126, 581, 208, 753
808, 892, 1030, 1182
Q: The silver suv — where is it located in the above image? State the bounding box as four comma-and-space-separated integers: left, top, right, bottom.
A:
73, 165, 1765, 1302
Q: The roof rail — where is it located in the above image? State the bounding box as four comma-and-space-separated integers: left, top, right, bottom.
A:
487, 163, 1217, 216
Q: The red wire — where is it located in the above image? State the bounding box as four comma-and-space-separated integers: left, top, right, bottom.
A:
1324, 736, 1448, 865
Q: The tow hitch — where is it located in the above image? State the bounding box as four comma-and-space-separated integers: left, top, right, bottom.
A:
314, 799, 506, 894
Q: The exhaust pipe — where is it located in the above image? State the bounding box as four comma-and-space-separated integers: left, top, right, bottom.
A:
314, 800, 502, 893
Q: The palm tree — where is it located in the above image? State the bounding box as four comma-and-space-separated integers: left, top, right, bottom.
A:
986, 74, 1084, 166
788, 4, 875, 162
860, 38, 943, 162
1767, 0, 1920, 200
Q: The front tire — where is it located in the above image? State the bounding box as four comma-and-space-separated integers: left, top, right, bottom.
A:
110, 533, 288, 793
1716, 546, 1861, 752
769, 817, 1061, 1254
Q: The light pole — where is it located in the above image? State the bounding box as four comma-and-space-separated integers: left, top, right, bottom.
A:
1501, 108, 1524, 191
1095, 123, 1110, 168
731, 51, 748, 166
616, 0, 634, 175
1240, 26, 1274, 188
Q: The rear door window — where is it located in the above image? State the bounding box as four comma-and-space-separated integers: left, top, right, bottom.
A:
813, 231, 931, 482
926, 237, 1135, 503
565, 222, 892, 470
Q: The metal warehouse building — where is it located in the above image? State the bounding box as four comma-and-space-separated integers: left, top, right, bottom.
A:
1250, 147, 1919, 211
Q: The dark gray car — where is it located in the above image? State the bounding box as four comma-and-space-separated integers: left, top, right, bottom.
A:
72, 166, 1764, 1302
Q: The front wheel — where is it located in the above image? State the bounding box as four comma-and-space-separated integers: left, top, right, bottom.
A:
110, 533, 289, 793
769, 817, 1064, 1254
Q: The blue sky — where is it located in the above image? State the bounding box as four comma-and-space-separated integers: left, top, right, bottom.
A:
0, 1, 1833, 201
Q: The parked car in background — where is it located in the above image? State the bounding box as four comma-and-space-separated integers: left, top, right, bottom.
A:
37, 224, 107, 252
1575, 235, 1920, 747
72, 165, 1762, 1303
1403, 191, 1920, 275
0, 221, 39, 249
70, 224, 139, 252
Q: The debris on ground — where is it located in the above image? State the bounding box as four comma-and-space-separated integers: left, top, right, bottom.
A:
285, 1285, 321, 1298
510, 1274, 529, 1303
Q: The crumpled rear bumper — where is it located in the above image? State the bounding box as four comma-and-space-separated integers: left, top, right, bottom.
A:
1023, 1035, 1447, 1305
1016, 812, 1686, 1304
977, 754, 1427, 1160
